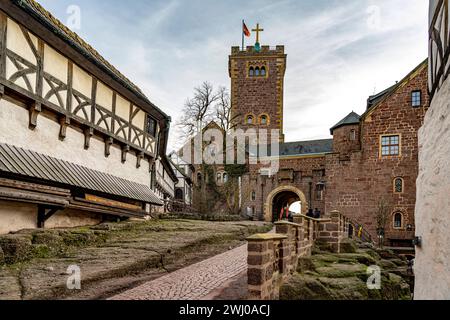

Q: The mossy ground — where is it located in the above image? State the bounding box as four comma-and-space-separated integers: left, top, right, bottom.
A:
0, 219, 272, 300
280, 240, 412, 301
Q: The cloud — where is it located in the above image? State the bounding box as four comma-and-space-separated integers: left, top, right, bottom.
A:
38, 0, 428, 150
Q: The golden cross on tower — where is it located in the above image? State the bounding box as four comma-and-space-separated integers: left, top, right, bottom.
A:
252, 23, 264, 44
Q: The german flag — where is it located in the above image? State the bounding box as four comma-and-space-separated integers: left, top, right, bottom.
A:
243, 21, 251, 37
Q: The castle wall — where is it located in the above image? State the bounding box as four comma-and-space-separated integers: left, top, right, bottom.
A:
414, 74, 450, 299
325, 64, 428, 243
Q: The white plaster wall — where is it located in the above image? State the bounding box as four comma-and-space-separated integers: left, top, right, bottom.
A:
0, 201, 102, 235
72, 63, 92, 97
96, 81, 113, 111
415, 77, 450, 300
133, 107, 146, 130
0, 200, 37, 234
115, 94, 130, 120
0, 98, 150, 186
43, 44, 68, 83
6, 18, 37, 65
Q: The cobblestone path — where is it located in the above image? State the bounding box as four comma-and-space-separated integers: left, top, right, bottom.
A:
110, 244, 247, 300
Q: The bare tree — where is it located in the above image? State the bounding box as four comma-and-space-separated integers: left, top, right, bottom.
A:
177, 82, 220, 137
214, 86, 234, 132
376, 198, 390, 248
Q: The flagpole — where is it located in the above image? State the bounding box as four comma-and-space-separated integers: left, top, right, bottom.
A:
242, 20, 244, 51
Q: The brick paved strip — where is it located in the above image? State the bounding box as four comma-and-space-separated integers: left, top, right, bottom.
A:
109, 244, 248, 300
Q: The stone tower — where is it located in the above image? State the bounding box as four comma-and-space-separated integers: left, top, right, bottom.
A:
228, 45, 287, 143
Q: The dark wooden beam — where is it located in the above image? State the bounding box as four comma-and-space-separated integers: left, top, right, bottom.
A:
105, 137, 113, 157
28, 102, 41, 129
121, 145, 130, 163
36, 39, 44, 98
59, 116, 70, 140
84, 127, 93, 149
90, 78, 97, 124
0, 11, 7, 79
66, 61, 73, 113
136, 151, 145, 169
37, 205, 61, 228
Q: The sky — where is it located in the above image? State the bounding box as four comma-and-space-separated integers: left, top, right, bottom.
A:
37, 0, 429, 152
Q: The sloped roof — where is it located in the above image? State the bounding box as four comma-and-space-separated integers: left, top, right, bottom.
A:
367, 85, 397, 110
259, 139, 333, 157
330, 112, 361, 134
0, 143, 162, 205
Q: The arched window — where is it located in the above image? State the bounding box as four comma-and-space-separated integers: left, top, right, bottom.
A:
249, 67, 254, 77
394, 212, 403, 229
223, 173, 228, 183
251, 191, 256, 201
260, 115, 268, 125
255, 67, 260, 76
175, 188, 184, 200
394, 177, 404, 193
246, 115, 254, 125
261, 66, 266, 76
216, 172, 222, 184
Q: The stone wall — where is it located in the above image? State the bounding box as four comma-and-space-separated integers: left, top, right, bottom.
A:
414, 75, 450, 300
247, 211, 348, 300
325, 63, 428, 244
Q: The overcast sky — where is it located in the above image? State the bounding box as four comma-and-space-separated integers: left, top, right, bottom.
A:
38, 0, 428, 151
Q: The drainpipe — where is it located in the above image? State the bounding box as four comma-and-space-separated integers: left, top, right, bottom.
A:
309, 181, 313, 210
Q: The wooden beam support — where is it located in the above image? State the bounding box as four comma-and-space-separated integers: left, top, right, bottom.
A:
0, 83, 4, 99
121, 145, 130, 163
136, 151, 145, 169
29, 102, 41, 130
0, 12, 7, 80
84, 127, 94, 150
59, 116, 70, 141
105, 137, 113, 157
37, 205, 61, 229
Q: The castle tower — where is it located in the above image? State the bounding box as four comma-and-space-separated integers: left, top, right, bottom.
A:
229, 32, 287, 143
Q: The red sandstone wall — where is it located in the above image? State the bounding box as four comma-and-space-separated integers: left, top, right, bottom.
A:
325, 63, 429, 244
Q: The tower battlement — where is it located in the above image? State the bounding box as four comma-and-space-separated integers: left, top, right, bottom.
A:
231, 45, 285, 55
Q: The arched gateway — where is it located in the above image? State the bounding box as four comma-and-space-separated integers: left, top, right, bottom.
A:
264, 186, 308, 222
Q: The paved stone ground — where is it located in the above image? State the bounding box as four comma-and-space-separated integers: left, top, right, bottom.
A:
110, 244, 248, 300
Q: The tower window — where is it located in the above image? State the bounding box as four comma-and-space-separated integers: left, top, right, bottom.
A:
251, 191, 256, 201
261, 66, 266, 76
223, 173, 228, 183
412, 90, 421, 107
260, 114, 268, 125
393, 212, 403, 229
255, 67, 260, 77
249, 67, 254, 77
394, 177, 404, 193
246, 115, 254, 125
381, 135, 400, 157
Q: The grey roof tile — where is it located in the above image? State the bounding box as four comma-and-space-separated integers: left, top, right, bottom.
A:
0, 143, 162, 205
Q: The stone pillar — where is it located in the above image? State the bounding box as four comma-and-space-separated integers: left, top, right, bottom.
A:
247, 234, 287, 300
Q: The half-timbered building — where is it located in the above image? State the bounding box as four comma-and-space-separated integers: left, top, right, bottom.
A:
0, 0, 169, 234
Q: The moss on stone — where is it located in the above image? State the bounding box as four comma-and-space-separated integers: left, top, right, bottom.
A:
339, 240, 358, 254
297, 257, 316, 273
0, 235, 33, 264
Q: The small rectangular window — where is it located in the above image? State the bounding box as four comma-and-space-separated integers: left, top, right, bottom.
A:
412, 90, 421, 107
381, 135, 400, 156
146, 116, 157, 137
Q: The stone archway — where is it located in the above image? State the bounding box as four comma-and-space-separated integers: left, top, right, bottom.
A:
264, 185, 308, 222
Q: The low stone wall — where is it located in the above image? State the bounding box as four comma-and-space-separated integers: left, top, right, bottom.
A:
247, 210, 349, 300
